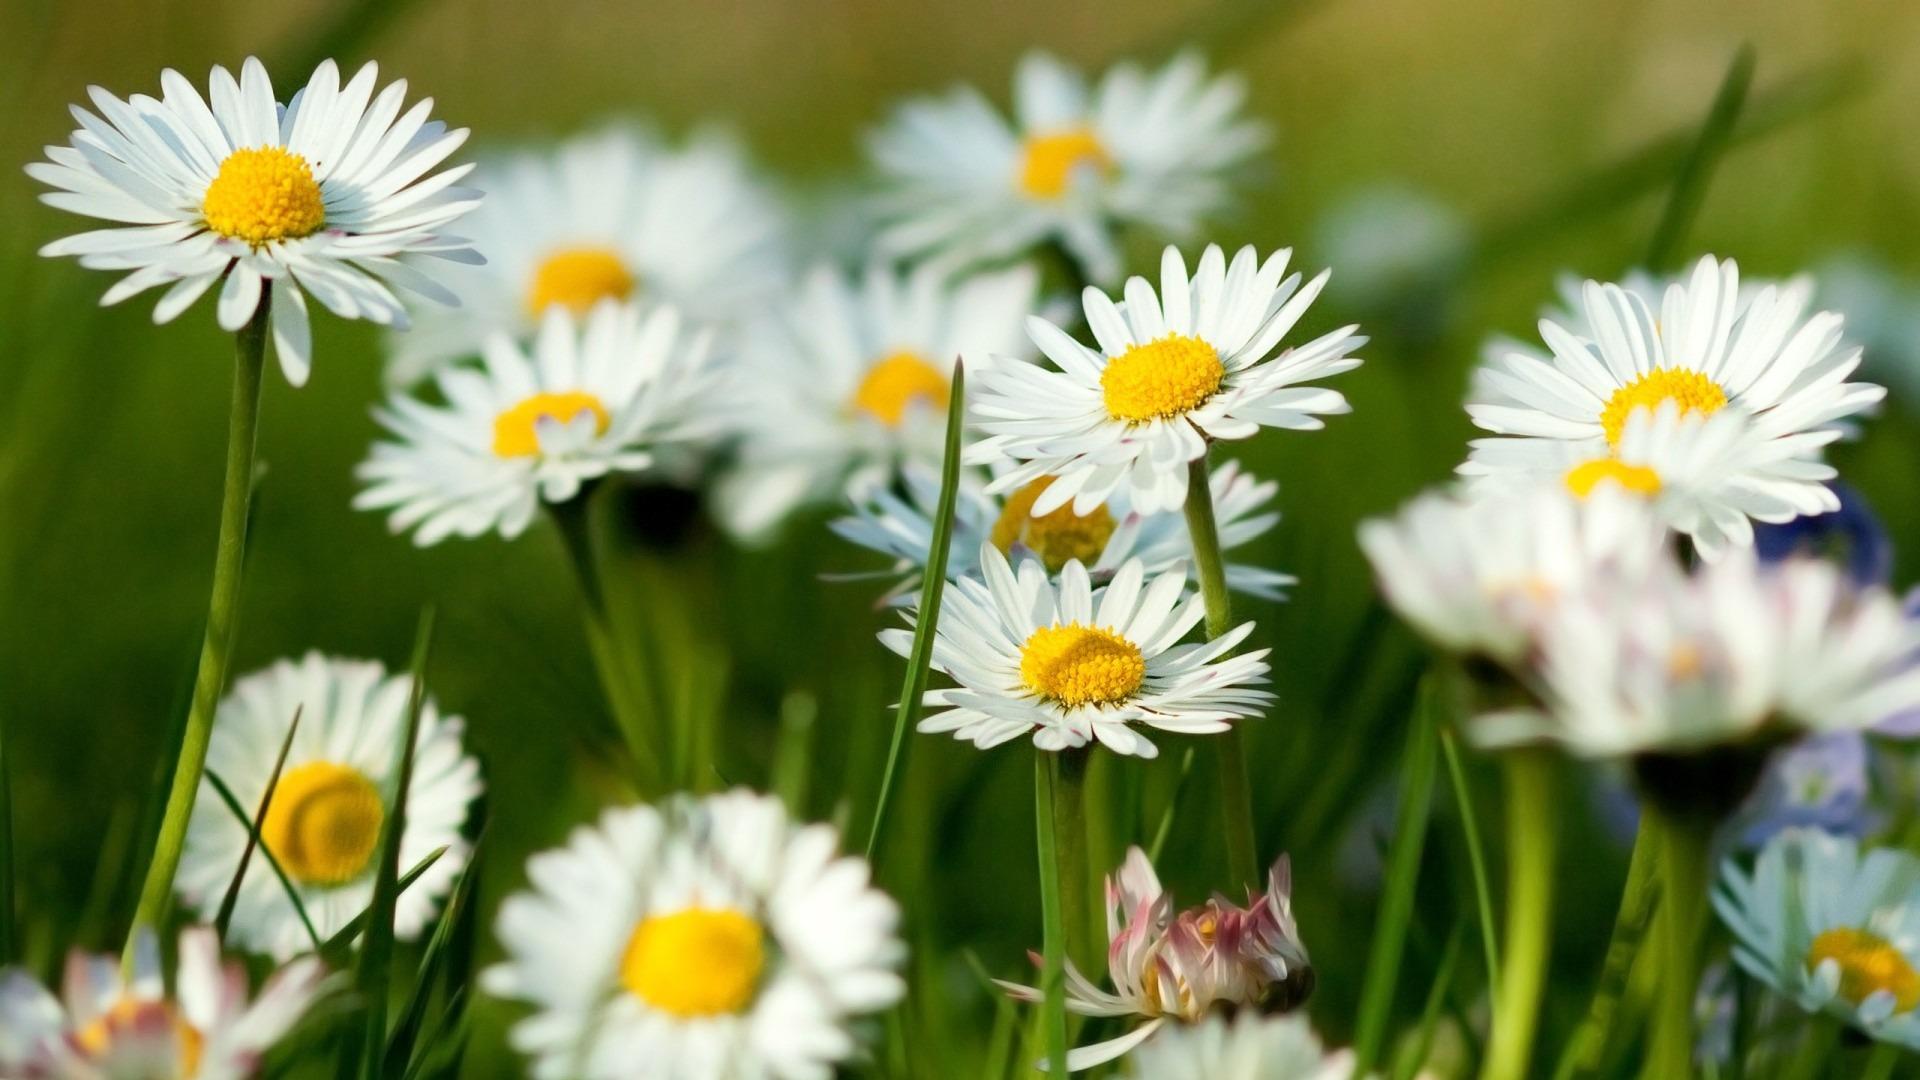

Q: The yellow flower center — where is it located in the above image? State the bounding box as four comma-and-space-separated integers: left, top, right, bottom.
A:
852, 351, 949, 427
1598, 369, 1727, 448
1019, 624, 1146, 707
1807, 927, 1920, 1012
990, 478, 1116, 573
492, 391, 612, 458
1018, 127, 1112, 199
526, 247, 636, 316
1101, 334, 1226, 423
202, 147, 327, 246
621, 907, 767, 1018
1564, 458, 1663, 498
76, 998, 204, 1074
260, 761, 385, 887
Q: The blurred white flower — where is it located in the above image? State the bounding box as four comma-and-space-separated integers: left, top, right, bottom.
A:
1311, 183, 1467, 309
29, 57, 481, 385
1122, 1012, 1353, 1080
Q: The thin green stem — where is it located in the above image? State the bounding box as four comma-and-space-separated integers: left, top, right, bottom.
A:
1052, 747, 1093, 974
1441, 727, 1500, 1019
1482, 750, 1558, 1080
1035, 751, 1069, 1079
1183, 454, 1257, 891
1641, 806, 1714, 1079
1557, 814, 1665, 1080
125, 292, 270, 965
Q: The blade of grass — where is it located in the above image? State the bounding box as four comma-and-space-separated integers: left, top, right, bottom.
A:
866, 358, 965, 861
358, 606, 436, 1079
1644, 45, 1757, 270
1441, 726, 1500, 1017
214, 706, 302, 941
320, 846, 450, 964
399, 987, 468, 1080
1352, 671, 1442, 1077
206, 769, 322, 953
1395, 923, 1466, 1080
1035, 751, 1069, 1078
1146, 746, 1197, 865
383, 830, 485, 1076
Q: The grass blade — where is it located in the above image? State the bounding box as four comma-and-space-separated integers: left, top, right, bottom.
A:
1644, 44, 1757, 270
1034, 750, 1069, 1077
206, 769, 322, 952
214, 705, 302, 941
320, 846, 450, 963
865, 358, 965, 860
383, 831, 485, 1076
1146, 746, 1197, 866
1441, 726, 1499, 1015
1352, 671, 1442, 1076
1394, 923, 1466, 1080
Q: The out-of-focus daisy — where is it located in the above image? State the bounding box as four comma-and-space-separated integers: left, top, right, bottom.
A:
716, 261, 1037, 540
388, 125, 787, 385
1477, 550, 1920, 757
883, 545, 1271, 757
356, 300, 720, 545
482, 790, 904, 1080
868, 51, 1266, 284
1732, 733, 1871, 848
1359, 484, 1667, 666
971, 244, 1363, 516
1816, 253, 1920, 407
1464, 256, 1883, 549
831, 459, 1291, 602
1312, 183, 1468, 311
0, 926, 326, 1078
175, 653, 481, 961
1716, 829, 1920, 1048
1122, 1013, 1354, 1080
29, 57, 481, 386
1003, 846, 1311, 1070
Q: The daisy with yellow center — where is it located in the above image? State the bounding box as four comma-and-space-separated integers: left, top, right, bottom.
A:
1018, 127, 1113, 199
1465, 255, 1882, 556
175, 653, 481, 960
358, 301, 721, 546
969, 244, 1363, 517
1718, 830, 1920, 1048
483, 792, 905, 1080
882, 545, 1272, 757
31, 56, 482, 386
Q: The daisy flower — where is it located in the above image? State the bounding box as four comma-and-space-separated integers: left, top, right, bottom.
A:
831, 458, 1291, 602
1463, 256, 1883, 551
1002, 846, 1312, 1070
1476, 550, 1920, 757
482, 790, 905, 1080
1122, 1013, 1354, 1080
868, 50, 1266, 283
175, 653, 481, 961
1359, 484, 1668, 666
29, 57, 481, 385
0, 926, 326, 1078
884, 544, 1271, 757
388, 124, 788, 386
715, 261, 1037, 540
969, 244, 1363, 516
1716, 829, 1920, 1048
356, 300, 721, 545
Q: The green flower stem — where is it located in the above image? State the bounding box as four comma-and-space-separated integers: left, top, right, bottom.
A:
1052, 746, 1093, 974
1641, 804, 1714, 1079
1035, 750, 1070, 1078
1182, 453, 1258, 891
1483, 749, 1558, 1080
125, 293, 271, 966
1556, 813, 1665, 1080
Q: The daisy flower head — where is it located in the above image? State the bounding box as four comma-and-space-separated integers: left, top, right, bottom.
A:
1464, 255, 1883, 552
1002, 846, 1312, 1070
868, 50, 1266, 284
0, 926, 326, 1078
29, 57, 482, 386
175, 653, 481, 961
715, 260, 1038, 541
883, 544, 1272, 757
1122, 1013, 1354, 1080
1359, 482, 1669, 667
481, 790, 905, 1080
387, 124, 789, 386
356, 300, 720, 545
970, 244, 1364, 516
1716, 829, 1920, 1048
831, 458, 1292, 603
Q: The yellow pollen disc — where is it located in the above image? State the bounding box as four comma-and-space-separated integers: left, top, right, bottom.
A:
526, 247, 636, 316
852, 351, 949, 427
1807, 927, 1920, 1012
76, 998, 205, 1074
260, 761, 385, 887
1101, 334, 1226, 423
990, 478, 1116, 573
1564, 458, 1663, 499
202, 147, 326, 245
1598, 369, 1727, 448
1019, 127, 1112, 199
492, 391, 611, 458
621, 908, 767, 1018
1020, 624, 1146, 707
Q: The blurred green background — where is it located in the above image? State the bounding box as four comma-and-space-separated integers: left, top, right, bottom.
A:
3, 0, 1920, 1074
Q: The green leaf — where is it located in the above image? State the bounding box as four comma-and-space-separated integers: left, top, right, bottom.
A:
215, 705, 302, 941
865, 358, 965, 861
383, 830, 485, 1077
205, 769, 323, 953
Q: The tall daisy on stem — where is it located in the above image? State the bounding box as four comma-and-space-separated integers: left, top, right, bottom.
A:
29, 56, 481, 955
